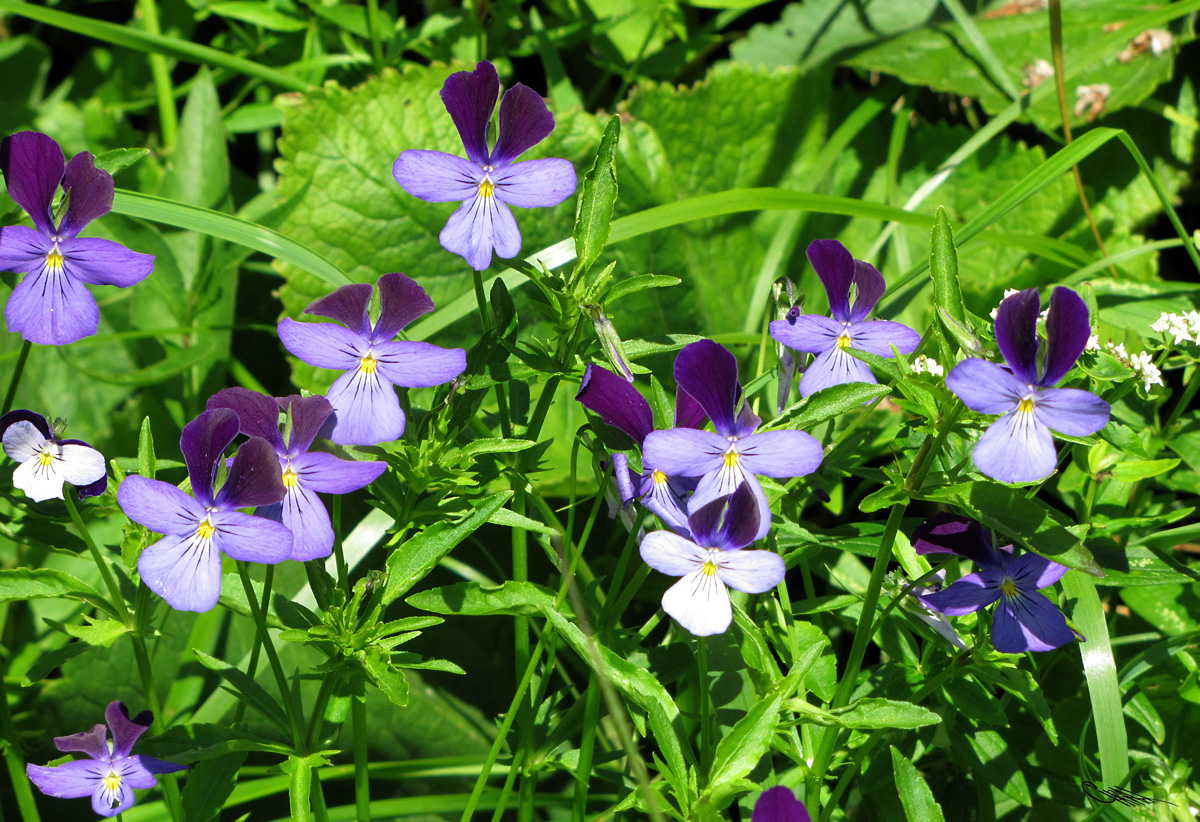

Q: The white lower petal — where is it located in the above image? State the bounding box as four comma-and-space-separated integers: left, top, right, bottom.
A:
56, 443, 106, 485
13, 456, 65, 502
661, 568, 733, 637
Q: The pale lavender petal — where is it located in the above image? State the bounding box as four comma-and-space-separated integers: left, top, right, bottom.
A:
661, 568, 732, 637
1040, 287, 1089, 386
919, 573, 1000, 615
325, 366, 405, 446
674, 339, 741, 437
737, 430, 824, 479
912, 513, 995, 566
5, 264, 99, 345
848, 320, 920, 357
973, 409, 1057, 484
303, 283, 372, 336
179, 409, 240, 507
613, 453, 636, 504
769, 314, 842, 355
53, 723, 109, 758
92, 773, 134, 817
641, 472, 690, 534
993, 589, 1075, 653
1034, 388, 1109, 437
207, 387, 284, 450
718, 548, 785, 594
215, 437, 286, 510
118, 475, 207, 535
439, 192, 521, 271
1006, 552, 1069, 591
798, 347, 873, 398
59, 237, 153, 287
138, 532, 222, 613
806, 239, 855, 323
278, 318, 367, 370
491, 83, 556, 165
994, 288, 1041, 384
279, 394, 333, 455
1, 131, 63, 234
105, 701, 152, 759
753, 786, 813, 822
642, 428, 727, 477
847, 260, 887, 323
55, 443, 105, 486
492, 158, 576, 207
276, 482, 334, 561
27, 759, 104, 800
392, 149, 483, 203
372, 340, 467, 387
2, 418, 47, 463
576, 363, 654, 445
640, 530, 706, 577
58, 152, 114, 238
440, 61, 499, 166
211, 510, 293, 564
291, 451, 385, 493
372, 272, 436, 341
0, 224, 52, 275
945, 358, 1027, 415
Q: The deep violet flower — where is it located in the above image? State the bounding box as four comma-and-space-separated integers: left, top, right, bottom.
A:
913, 512, 1077, 654
946, 286, 1110, 484
640, 483, 785, 637
642, 340, 823, 540
392, 61, 577, 270
0, 410, 106, 501
26, 700, 185, 818
207, 388, 386, 561
277, 273, 467, 447
753, 786, 813, 822
0, 131, 153, 345
117, 409, 293, 613
770, 240, 919, 398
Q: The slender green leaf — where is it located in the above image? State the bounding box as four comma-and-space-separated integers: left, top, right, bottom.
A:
572, 114, 620, 278
890, 746, 946, 822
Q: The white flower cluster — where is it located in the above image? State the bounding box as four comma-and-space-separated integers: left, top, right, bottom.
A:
909, 354, 944, 377
1106, 341, 1164, 392
1150, 310, 1200, 345
1084, 334, 1101, 352
989, 288, 1021, 320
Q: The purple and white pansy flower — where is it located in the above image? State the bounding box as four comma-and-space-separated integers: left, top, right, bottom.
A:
0, 131, 154, 345
770, 239, 920, 397
277, 273, 467, 447
946, 286, 1110, 484
643, 340, 824, 540
26, 700, 186, 818
1, 410, 106, 502
207, 388, 386, 561
393, 60, 577, 270
913, 512, 1078, 654
117, 408, 293, 613
640, 482, 786, 637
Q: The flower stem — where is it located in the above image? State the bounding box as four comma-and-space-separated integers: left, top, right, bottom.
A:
135, 0, 178, 149
233, 566, 273, 724
572, 675, 601, 822
1163, 363, 1200, 433
697, 637, 712, 786
352, 693, 370, 822
0, 676, 42, 822
2, 339, 31, 416
236, 562, 306, 750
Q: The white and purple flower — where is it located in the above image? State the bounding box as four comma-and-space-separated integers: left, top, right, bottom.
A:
26, 701, 186, 818
392, 61, 577, 271
770, 239, 920, 398
117, 408, 293, 613
207, 388, 386, 561
0, 131, 154, 345
1, 410, 106, 502
946, 286, 1110, 484
277, 273, 467, 447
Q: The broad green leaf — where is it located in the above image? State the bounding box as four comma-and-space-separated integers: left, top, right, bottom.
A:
21, 643, 94, 685
182, 752, 248, 822
361, 650, 410, 708
406, 580, 558, 617
1111, 458, 1181, 482
786, 697, 941, 729
603, 274, 681, 305
159, 69, 227, 210
573, 114, 621, 278
707, 672, 794, 791
93, 148, 149, 176
207, 1, 307, 31
137, 416, 157, 480
962, 483, 1100, 575
890, 746, 946, 822
0, 568, 106, 609
948, 728, 1031, 807
46, 617, 130, 648
930, 206, 966, 329
1120, 584, 1200, 637
141, 723, 292, 764
770, 382, 890, 431
193, 649, 290, 732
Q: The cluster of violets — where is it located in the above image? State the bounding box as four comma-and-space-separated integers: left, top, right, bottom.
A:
0, 60, 1117, 816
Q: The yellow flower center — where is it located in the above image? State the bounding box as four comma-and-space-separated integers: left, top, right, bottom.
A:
1000, 579, 1018, 598
701, 560, 718, 577
723, 449, 739, 469
282, 467, 299, 488
479, 178, 494, 198
37, 450, 54, 467
196, 517, 216, 540
45, 246, 64, 272
103, 768, 121, 793
836, 332, 853, 350
1017, 396, 1035, 414
652, 469, 667, 485
359, 353, 377, 374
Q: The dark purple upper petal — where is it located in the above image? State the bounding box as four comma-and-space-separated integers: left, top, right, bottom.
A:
674, 387, 707, 430
280, 394, 334, 455
685, 491, 727, 549
214, 437, 287, 511
718, 481, 762, 550
912, 513, 997, 567
106, 701, 152, 760
753, 786, 813, 822
847, 259, 887, 323
207, 387, 284, 451
372, 272, 435, 341
441, 61, 499, 166
994, 288, 1041, 384
0, 131, 63, 235
58, 152, 114, 239
674, 339, 741, 438
576, 363, 654, 445
53, 723, 109, 759
0, 409, 52, 442
1040, 286, 1090, 386
305, 282, 373, 337
806, 239, 856, 323
180, 409, 240, 507
490, 83, 556, 167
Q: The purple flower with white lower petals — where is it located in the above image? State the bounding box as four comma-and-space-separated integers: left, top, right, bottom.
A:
947, 286, 1110, 484
643, 340, 823, 540
770, 240, 919, 398
753, 786, 813, 822
207, 388, 386, 561
26, 700, 186, 818
0, 132, 153, 345
117, 408, 293, 613
913, 512, 1078, 654
392, 61, 577, 271
278, 273, 467, 446
640, 483, 785, 637
1, 410, 106, 501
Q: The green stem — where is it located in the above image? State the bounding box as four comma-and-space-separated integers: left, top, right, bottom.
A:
0, 676, 42, 822
62, 493, 129, 623
697, 638, 712, 786
1163, 363, 1200, 433
352, 694, 369, 822
572, 675, 601, 822
236, 562, 305, 749
305, 675, 337, 752
332, 495, 349, 594
472, 268, 492, 330
311, 763, 330, 822
2, 340, 31, 415
364, 0, 384, 70
136, 0, 178, 148
233, 565, 273, 724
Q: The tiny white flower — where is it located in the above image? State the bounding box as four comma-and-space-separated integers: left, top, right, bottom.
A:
1084, 335, 1101, 352
910, 354, 944, 377
2, 417, 106, 502
1107, 341, 1129, 361
1151, 312, 1173, 334
990, 288, 1021, 320
1129, 350, 1164, 392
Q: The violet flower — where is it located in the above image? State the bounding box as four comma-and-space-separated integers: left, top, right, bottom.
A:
207, 388, 386, 561
26, 700, 185, 818
642, 340, 823, 540
946, 286, 1110, 484
913, 512, 1077, 654
0, 131, 153, 345
770, 240, 920, 397
277, 273, 467, 447
392, 61, 577, 270
640, 483, 785, 637
117, 408, 293, 613
0, 410, 106, 501
753, 786, 813, 822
